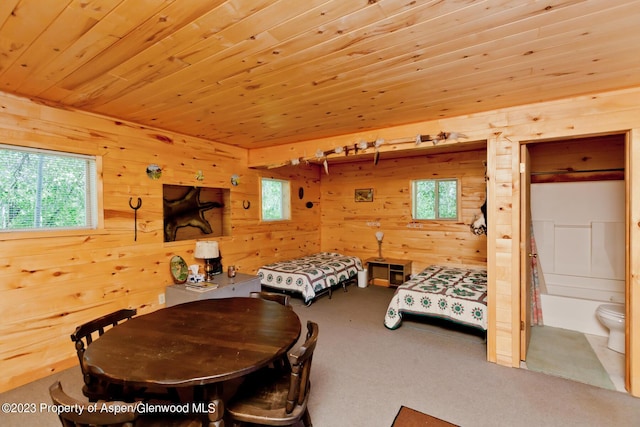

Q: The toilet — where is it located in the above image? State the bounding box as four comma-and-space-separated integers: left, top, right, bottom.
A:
596, 303, 625, 354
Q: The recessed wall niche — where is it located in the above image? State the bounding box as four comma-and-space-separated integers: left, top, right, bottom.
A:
163, 184, 231, 242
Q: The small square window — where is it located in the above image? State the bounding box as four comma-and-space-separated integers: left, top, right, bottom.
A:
412, 179, 458, 220
261, 178, 291, 221
0, 144, 98, 231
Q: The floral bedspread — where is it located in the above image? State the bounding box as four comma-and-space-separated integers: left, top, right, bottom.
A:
258, 252, 363, 303
384, 265, 488, 330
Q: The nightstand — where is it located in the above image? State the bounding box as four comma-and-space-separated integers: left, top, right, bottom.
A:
165, 272, 261, 306
365, 258, 412, 287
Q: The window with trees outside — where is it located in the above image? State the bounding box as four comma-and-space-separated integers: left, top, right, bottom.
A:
261, 177, 290, 221
0, 145, 98, 232
412, 178, 458, 220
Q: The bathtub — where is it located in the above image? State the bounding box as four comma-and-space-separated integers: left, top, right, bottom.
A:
531, 181, 626, 337
539, 274, 624, 336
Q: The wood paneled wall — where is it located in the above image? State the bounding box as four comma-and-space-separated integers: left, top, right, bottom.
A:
528, 134, 625, 182
0, 92, 320, 392
4, 87, 640, 397
319, 150, 488, 272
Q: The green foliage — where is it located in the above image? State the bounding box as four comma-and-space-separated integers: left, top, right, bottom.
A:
413, 179, 457, 220
0, 148, 90, 230
414, 180, 436, 219
261, 179, 284, 220
438, 180, 458, 219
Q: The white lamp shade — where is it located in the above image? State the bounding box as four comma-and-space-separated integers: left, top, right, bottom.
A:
375, 231, 384, 242
194, 240, 219, 259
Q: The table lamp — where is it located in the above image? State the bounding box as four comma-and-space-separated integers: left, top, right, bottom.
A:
194, 240, 221, 282
375, 231, 385, 261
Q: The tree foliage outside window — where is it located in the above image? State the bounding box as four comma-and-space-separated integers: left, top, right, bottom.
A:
261, 178, 290, 221
0, 145, 98, 231
412, 179, 458, 220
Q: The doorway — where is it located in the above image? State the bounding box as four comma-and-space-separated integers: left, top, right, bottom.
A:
520, 133, 627, 392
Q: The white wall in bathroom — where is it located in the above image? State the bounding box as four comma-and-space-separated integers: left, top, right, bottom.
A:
531, 180, 625, 300
532, 181, 624, 225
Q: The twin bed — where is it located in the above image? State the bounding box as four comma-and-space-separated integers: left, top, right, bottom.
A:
384, 264, 488, 331
257, 252, 363, 305
256, 252, 487, 336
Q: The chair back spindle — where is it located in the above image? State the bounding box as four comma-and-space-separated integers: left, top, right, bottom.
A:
70, 309, 137, 400
286, 321, 318, 413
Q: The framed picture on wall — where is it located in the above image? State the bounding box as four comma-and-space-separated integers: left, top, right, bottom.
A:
355, 188, 374, 202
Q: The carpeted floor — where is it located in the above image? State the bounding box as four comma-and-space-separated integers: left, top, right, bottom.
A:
526, 325, 616, 390
3, 285, 640, 426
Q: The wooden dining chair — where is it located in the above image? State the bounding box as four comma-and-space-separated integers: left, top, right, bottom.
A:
250, 291, 291, 308
225, 320, 319, 427
50, 380, 137, 427
71, 308, 180, 403
250, 290, 294, 370
49, 381, 202, 427
71, 308, 137, 401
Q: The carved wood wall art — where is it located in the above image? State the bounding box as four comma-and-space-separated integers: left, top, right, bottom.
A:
163, 186, 223, 242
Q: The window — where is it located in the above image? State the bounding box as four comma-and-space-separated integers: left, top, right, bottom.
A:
0, 145, 98, 232
412, 178, 458, 220
261, 178, 290, 221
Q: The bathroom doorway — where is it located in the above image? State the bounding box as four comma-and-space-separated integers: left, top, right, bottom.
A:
520, 133, 627, 392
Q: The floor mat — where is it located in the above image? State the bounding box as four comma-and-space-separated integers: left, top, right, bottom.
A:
526, 326, 615, 390
392, 406, 458, 427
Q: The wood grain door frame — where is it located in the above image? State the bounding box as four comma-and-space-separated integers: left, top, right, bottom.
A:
627, 129, 636, 394
519, 144, 532, 360
520, 131, 635, 395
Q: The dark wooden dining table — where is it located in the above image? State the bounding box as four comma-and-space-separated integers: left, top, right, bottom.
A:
83, 297, 301, 427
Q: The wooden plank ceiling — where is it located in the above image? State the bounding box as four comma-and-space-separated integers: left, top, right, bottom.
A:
1, 0, 640, 150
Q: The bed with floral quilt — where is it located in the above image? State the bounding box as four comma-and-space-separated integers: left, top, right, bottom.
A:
384, 264, 487, 330
257, 252, 363, 305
